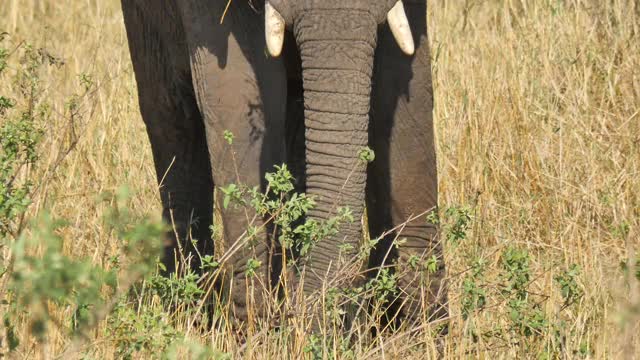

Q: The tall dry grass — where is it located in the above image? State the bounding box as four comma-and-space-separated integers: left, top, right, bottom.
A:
0, 0, 638, 358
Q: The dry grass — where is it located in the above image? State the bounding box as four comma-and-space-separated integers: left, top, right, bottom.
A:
0, 0, 639, 358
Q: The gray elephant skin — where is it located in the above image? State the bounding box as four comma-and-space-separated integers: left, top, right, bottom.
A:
121, 0, 446, 325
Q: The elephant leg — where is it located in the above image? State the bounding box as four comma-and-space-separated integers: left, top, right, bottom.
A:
122, 2, 214, 275
177, 1, 287, 323
367, 1, 448, 326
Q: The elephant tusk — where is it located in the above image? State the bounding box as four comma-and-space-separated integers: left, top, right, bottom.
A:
265, 2, 285, 57
387, 1, 415, 55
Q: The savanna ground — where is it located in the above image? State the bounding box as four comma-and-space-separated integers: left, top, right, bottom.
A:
0, 0, 639, 358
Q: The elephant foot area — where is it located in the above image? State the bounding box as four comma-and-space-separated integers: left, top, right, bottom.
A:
227, 272, 274, 327
225, 269, 449, 338
391, 250, 449, 332
225, 268, 301, 334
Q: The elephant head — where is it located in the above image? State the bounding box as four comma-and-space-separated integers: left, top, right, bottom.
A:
263, 1, 417, 295
265, 1, 414, 57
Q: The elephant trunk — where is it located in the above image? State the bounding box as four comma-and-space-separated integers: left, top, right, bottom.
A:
294, 12, 377, 294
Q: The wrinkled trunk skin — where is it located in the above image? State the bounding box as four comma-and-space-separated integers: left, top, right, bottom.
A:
294, 10, 378, 295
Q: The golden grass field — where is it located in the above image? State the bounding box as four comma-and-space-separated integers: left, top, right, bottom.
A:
0, 0, 639, 358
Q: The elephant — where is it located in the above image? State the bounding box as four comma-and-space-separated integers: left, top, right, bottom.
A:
121, 0, 447, 326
